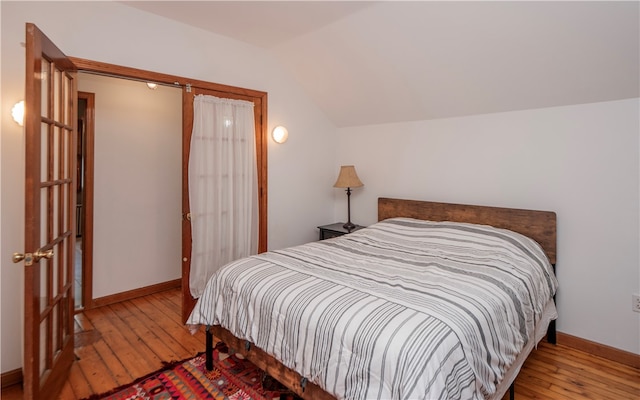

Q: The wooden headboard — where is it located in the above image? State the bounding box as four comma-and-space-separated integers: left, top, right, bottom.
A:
378, 198, 557, 264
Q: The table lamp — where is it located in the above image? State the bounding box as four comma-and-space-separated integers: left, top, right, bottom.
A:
333, 165, 364, 230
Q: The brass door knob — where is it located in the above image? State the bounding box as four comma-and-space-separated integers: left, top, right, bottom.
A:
34, 249, 54, 262
12, 249, 53, 265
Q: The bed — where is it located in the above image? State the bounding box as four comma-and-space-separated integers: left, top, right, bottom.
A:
187, 198, 558, 400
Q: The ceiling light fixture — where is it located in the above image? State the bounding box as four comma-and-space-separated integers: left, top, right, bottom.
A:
146, 82, 158, 90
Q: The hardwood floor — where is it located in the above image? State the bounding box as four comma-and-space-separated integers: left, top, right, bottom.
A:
2, 288, 638, 399
1, 289, 205, 400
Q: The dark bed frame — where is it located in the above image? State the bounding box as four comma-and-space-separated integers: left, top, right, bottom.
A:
204, 197, 558, 400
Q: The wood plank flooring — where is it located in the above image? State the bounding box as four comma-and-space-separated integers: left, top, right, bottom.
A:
2, 288, 638, 399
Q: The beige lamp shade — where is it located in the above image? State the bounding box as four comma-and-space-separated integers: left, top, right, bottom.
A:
333, 165, 364, 188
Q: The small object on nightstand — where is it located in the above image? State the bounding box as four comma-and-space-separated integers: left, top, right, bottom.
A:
317, 223, 365, 240
333, 165, 364, 230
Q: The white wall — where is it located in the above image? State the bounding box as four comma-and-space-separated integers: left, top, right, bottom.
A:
78, 73, 182, 298
2, 0, 637, 378
335, 99, 640, 354
1, 1, 336, 374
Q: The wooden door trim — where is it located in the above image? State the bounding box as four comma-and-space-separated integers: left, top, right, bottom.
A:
77, 91, 95, 310
69, 56, 268, 252
69, 57, 267, 98
68, 56, 268, 321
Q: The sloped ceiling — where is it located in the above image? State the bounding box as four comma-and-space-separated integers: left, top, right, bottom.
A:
121, 1, 639, 128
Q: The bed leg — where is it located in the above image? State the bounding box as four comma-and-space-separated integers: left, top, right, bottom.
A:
547, 319, 557, 345
547, 263, 557, 345
509, 382, 515, 400
206, 326, 213, 371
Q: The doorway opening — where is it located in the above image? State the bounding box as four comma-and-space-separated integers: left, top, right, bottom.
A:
76, 96, 86, 309
70, 57, 267, 320
75, 91, 94, 311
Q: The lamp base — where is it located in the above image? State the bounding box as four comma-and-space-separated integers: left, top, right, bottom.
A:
343, 221, 356, 231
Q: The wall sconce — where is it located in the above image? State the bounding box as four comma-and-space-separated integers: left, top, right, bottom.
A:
12, 101, 24, 126
146, 82, 158, 90
272, 125, 288, 144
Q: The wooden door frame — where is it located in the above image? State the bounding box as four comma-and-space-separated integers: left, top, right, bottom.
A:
68, 57, 268, 318
76, 91, 95, 310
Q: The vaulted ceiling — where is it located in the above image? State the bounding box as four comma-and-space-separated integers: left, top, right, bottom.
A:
122, 1, 639, 128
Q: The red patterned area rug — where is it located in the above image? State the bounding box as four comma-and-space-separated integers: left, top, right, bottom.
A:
83, 341, 301, 400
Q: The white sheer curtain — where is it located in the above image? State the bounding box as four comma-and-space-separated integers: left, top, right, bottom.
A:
189, 94, 258, 298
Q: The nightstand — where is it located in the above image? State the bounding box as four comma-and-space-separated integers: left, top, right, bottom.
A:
317, 223, 365, 240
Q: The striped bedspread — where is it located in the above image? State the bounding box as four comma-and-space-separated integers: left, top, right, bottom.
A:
187, 218, 558, 400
